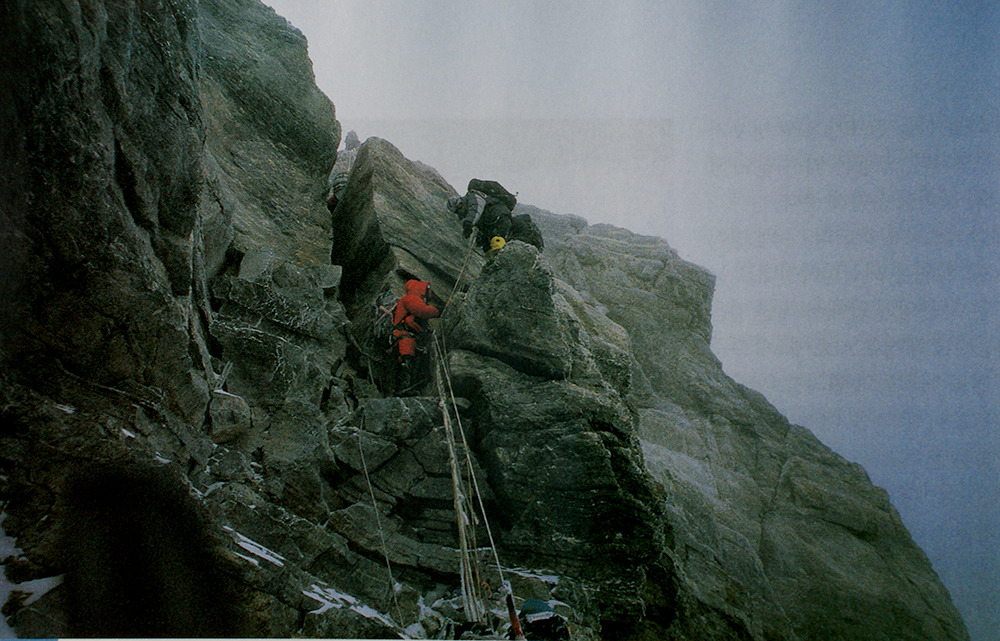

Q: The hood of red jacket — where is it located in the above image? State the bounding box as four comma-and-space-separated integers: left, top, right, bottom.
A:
404, 279, 429, 297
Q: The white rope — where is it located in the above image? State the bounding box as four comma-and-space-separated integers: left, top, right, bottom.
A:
357, 421, 404, 625
444, 229, 480, 316
432, 348, 486, 622
426, 212, 519, 623
435, 334, 507, 589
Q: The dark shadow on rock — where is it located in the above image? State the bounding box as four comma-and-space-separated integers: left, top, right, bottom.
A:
60, 461, 247, 638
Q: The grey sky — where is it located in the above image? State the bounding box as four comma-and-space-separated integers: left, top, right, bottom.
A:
267, 2, 998, 639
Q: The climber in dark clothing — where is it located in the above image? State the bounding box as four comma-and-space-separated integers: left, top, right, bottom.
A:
447, 178, 543, 252
447, 189, 512, 253
510, 212, 544, 251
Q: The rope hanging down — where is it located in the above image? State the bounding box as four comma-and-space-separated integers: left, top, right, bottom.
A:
443, 228, 480, 316
357, 419, 404, 625
431, 333, 523, 636
407, 222, 524, 636
431, 335, 485, 622
434, 333, 506, 586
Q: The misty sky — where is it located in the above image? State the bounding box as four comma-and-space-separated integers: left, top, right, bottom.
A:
278, 1, 998, 638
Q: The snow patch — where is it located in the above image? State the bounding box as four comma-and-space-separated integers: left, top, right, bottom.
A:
232, 551, 260, 567
53, 403, 75, 414
0, 516, 64, 636
417, 595, 436, 619
17, 575, 64, 606
506, 567, 560, 584
222, 526, 285, 567
303, 583, 396, 629
203, 481, 226, 496
1, 513, 20, 638
303, 583, 358, 614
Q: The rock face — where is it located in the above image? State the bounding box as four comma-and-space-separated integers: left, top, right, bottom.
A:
528, 206, 970, 641
331, 136, 472, 314
199, 0, 339, 267
443, 242, 671, 635
0, 1, 969, 640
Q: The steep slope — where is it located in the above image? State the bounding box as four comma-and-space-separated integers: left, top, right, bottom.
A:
529, 206, 969, 641
0, 1, 968, 640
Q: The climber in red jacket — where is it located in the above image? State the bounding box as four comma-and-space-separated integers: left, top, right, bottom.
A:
391, 279, 440, 362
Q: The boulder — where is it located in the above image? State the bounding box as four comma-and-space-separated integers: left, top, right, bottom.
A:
446, 241, 574, 379
331, 136, 476, 316
209, 389, 253, 444
438, 238, 684, 634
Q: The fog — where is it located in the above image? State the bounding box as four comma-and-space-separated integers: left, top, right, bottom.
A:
272, 2, 999, 638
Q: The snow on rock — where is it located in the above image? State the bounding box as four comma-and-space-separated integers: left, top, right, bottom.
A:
303, 583, 397, 628
223, 526, 285, 567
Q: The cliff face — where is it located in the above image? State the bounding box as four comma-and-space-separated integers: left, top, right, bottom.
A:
529, 211, 968, 641
0, 2, 968, 640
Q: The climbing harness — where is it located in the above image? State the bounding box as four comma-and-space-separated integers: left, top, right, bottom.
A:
372, 291, 399, 351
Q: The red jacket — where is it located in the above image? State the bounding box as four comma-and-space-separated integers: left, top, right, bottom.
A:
393, 280, 440, 333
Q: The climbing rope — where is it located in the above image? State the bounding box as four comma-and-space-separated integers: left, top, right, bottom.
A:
443, 229, 480, 317
430, 332, 525, 636
377, 200, 524, 633
434, 333, 506, 588
357, 419, 404, 625
431, 338, 485, 622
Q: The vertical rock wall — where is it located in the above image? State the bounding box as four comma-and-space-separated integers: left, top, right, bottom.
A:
1, 0, 210, 424
0, 0, 350, 636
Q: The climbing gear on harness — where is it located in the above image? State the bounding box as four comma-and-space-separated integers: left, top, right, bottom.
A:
490, 236, 506, 252
372, 290, 399, 350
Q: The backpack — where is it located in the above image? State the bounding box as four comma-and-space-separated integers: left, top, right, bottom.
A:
468, 178, 517, 211
510, 214, 544, 251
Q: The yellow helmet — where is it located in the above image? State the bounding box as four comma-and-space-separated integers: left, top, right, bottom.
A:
490, 236, 506, 251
